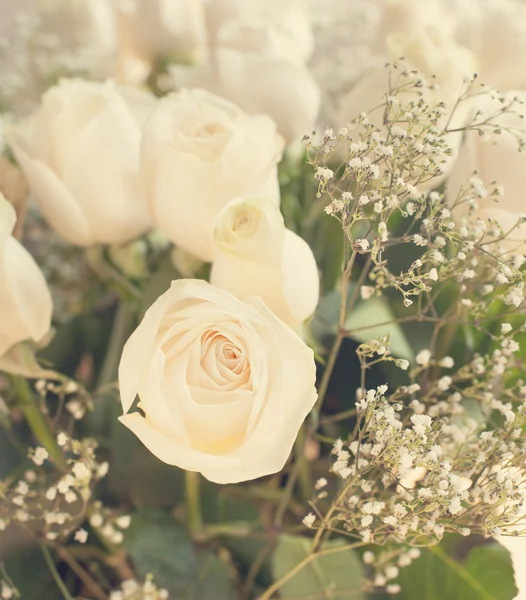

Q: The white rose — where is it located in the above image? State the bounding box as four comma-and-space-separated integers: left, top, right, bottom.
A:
115, 0, 207, 83
374, 0, 455, 53
498, 536, 526, 600
37, 0, 117, 77
142, 88, 284, 261
174, 41, 320, 144
211, 198, 319, 329
118, 279, 317, 484
454, 0, 526, 91
384, 28, 476, 105
205, 0, 314, 62
0, 196, 53, 357
447, 91, 526, 246
7, 79, 155, 246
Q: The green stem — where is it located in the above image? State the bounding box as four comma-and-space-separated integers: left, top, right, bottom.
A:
40, 542, 74, 600
185, 470, 203, 538
97, 300, 135, 390
429, 546, 494, 600
295, 425, 312, 501
12, 376, 67, 471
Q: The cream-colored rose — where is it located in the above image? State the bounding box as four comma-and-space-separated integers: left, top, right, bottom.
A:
447, 91, 526, 247
142, 88, 284, 261
374, 0, 455, 53
0, 157, 28, 211
454, 0, 526, 92
0, 196, 53, 357
205, 0, 314, 62
7, 79, 155, 246
174, 40, 320, 144
498, 536, 526, 600
340, 26, 476, 128
337, 27, 476, 187
115, 0, 207, 84
37, 0, 117, 77
118, 279, 317, 484
211, 198, 319, 329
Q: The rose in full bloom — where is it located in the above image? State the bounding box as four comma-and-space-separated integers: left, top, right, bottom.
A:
118, 279, 317, 484
7, 79, 155, 246
142, 89, 284, 261
211, 198, 319, 329
115, 0, 207, 84
447, 91, 526, 248
0, 196, 53, 357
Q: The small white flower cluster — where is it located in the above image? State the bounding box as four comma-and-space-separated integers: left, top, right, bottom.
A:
110, 576, 169, 600
88, 501, 131, 546
362, 547, 421, 595
35, 378, 93, 422
0, 432, 109, 540
306, 65, 526, 310
313, 356, 526, 550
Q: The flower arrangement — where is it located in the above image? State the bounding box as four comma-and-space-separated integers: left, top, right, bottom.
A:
0, 1, 525, 599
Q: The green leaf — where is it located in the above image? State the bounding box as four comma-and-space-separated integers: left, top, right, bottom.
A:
272, 535, 364, 599
345, 297, 414, 361
397, 539, 517, 600
3, 549, 62, 600
185, 551, 236, 600
124, 509, 197, 593
312, 288, 413, 362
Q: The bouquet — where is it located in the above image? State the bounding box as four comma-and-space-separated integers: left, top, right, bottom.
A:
0, 1, 525, 599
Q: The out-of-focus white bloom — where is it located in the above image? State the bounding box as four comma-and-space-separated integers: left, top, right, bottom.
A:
142, 89, 283, 261
454, 0, 526, 91
115, 0, 207, 84
374, 0, 455, 53
385, 28, 476, 103
447, 91, 526, 248
204, 0, 314, 62
37, 0, 117, 77
211, 198, 319, 329
7, 79, 156, 246
118, 279, 317, 484
174, 0, 318, 143
498, 536, 526, 600
0, 196, 53, 357
339, 26, 476, 126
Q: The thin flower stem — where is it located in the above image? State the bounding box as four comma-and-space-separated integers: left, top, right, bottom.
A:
11, 376, 67, 471
40, 542, 75, 600
258, 542, 364, 600
185, 470, 203, 538
97, 300, 135, 390
429, 546, 494, 600
313, 248, 357, 416
295, 424, 312, 501
53, 545, 109, 600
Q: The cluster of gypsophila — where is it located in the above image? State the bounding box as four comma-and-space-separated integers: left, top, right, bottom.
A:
303, 323, 526, 593
0, 430, 108, 542
0, 377, 131, 550
305, 64, 526, 310
109, 576, 169, 600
